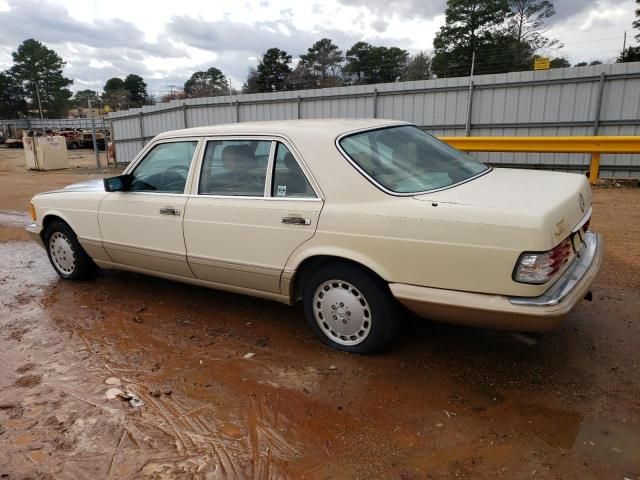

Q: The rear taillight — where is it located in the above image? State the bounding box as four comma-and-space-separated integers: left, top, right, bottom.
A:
513, 238, 572, 284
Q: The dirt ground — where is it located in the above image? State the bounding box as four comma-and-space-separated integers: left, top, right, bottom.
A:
0, 144, 639, 479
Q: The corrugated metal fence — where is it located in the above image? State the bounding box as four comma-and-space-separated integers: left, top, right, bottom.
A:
107, 62, 640, 177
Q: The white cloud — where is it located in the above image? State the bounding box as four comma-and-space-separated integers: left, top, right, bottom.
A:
0, 0, 634, 96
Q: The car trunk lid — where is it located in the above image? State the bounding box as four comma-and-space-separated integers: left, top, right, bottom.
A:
413, 168, 592, 248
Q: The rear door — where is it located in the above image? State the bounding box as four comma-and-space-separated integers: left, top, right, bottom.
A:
184, 138, 323, 293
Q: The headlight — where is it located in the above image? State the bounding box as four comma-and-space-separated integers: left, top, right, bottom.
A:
513, 238, 572, 284
28, 202, 36, 221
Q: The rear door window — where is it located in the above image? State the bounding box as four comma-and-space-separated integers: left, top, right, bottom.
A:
199, 140, 271, 196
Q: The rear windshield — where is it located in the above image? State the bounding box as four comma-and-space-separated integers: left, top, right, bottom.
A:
339, 125, 489, 194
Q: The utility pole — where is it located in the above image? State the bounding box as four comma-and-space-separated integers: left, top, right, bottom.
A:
34, 81, 44, 120
228, 76, 232, 97
622, 31, 627, 62
88, 98, 100, 168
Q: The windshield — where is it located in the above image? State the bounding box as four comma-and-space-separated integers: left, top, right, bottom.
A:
339, 125, 489, 194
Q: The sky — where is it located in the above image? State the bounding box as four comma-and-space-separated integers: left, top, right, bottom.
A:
0, 0, 636, 97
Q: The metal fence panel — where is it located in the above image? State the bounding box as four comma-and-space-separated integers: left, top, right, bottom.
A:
105, 62, 640, 177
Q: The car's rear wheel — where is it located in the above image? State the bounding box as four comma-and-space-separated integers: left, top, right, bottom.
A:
302, 262, 397, 354
44, 220, 96, 280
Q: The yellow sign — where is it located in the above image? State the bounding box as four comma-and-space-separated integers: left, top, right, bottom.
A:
534, 57, 550, 70
104, 104, 111, 112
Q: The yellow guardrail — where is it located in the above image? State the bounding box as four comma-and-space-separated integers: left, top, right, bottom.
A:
439, 136, 640, 184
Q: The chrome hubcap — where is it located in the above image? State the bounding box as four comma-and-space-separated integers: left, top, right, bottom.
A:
49, 232, 76, 275
313, 279, 372, 346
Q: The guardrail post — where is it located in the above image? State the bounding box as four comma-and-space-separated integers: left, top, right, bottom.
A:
372, 89, 378, 118
589, 153, 601, 184
182, 102, 188, 128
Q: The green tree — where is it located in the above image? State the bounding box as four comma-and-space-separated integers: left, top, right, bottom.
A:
402, 52, 433, 81
104, 77, 125, 92
102, 77, 128, 110
123, 74, 148, 107
432, 0, 511, 77
0, 71, 27, 118
9, 39, 73, 117
343, 42, 373, 84
617, 46, 640, 62
72, 89, 101, 107
184, 67, 229, 97
549, 57, 570, 68
299, 38, 344, 85
343, 42, 409, 84
256, 48, 292, 92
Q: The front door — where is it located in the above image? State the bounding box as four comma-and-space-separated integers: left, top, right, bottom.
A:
184, 139, 323, 293
98, 139, 200, 277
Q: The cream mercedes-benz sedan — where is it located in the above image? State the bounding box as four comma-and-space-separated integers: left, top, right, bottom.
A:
27, 119, 603, 353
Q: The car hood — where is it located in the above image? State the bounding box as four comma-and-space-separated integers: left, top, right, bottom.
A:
62, 179, 105, 192
413, 168, 592, 245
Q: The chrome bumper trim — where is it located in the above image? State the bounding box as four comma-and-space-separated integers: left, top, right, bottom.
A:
509, 231, 601, 307
25, 223, 45, 248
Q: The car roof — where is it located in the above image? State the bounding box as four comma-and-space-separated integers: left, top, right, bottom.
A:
155, 118, 411, 141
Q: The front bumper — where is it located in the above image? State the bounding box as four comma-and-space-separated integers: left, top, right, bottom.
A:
26, 223, 45, 249
389, 231, 604, 332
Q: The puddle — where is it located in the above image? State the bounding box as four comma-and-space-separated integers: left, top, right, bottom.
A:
574, 420, 640, 475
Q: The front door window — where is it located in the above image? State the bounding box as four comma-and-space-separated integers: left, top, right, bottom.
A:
130, 141, 198, 193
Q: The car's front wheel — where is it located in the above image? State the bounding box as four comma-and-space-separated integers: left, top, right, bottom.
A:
302, 262, 397, 354
44, 220, 96, 280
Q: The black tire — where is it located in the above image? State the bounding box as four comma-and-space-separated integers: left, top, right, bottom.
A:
44, 220, 96, 280
302, 262, 398, 354
69, 142, 78, 150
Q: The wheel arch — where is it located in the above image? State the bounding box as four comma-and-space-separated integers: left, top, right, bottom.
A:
40, 212, 76, 240
288, 253, 390, 304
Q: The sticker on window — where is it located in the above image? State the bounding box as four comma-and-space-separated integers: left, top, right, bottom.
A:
277, 185, 287, 197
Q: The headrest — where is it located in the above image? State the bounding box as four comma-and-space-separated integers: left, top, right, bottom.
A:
283, 151, 298, 171
222, 144, 257, 171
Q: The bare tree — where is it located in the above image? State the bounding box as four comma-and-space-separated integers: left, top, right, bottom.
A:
508, 0, 559, 49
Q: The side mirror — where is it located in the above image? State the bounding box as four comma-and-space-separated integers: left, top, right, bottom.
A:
104, 174, 132, 192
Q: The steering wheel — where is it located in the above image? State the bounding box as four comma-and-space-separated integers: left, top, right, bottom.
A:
161, 165, 189, 189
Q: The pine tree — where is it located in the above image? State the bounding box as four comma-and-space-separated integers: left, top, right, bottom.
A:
10, 39, 72, 117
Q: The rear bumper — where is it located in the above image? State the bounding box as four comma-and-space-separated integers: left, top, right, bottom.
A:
26, 223, 44, 248
390, 232, 604, 332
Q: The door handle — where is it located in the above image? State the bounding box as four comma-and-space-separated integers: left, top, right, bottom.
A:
159, 206, 181, 216
282, 216, 311, 226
